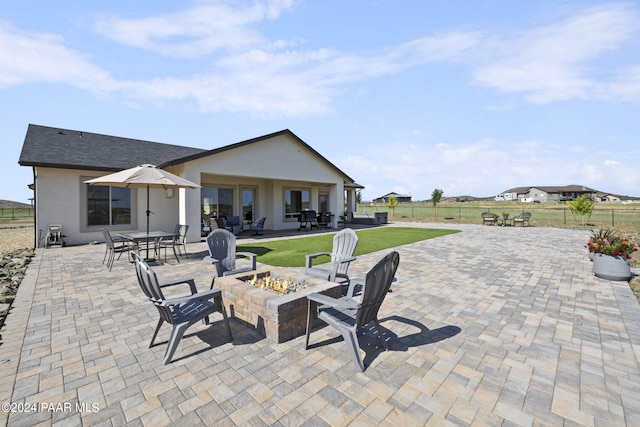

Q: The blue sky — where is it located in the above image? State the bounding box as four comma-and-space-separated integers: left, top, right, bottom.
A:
2, 1, 639, 203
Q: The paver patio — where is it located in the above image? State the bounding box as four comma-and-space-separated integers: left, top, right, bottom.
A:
1, 223, 640, 426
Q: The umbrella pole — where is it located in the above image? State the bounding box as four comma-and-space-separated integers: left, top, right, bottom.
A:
146, 184, 151, 261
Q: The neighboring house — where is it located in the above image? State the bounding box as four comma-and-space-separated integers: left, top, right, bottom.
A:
499, 185, 597, 203
19, 124, 362, 246
373, 192, 412, 203
494, 192, 517, 202
596, 194, 621, 202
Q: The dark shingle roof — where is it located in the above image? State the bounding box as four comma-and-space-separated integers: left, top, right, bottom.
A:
19, 124, 206, 172
19, 124, 358, 184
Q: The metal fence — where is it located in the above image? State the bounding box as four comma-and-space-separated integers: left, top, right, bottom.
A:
0, 207, 34, 220
357, 203, 640, 231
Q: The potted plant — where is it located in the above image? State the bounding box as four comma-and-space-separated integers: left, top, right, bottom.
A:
586, 228, 616, 261
586, 228, 637, 281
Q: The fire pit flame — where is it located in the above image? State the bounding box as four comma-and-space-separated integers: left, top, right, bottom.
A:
246, 272, 304, 294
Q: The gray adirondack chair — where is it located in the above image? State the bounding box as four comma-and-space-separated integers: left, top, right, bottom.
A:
204, 229, 257, 287
305, 228, 358, 284
133, 253, 232, 364
305, 251, 400, 372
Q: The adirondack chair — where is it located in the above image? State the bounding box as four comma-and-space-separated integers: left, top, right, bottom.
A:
305, 228, 359, 284
133, 253, 232, 364
305, 251, 400, 372
204, 229, 257, 287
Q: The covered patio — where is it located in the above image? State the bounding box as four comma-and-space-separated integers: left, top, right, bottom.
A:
1, 223, 640, 425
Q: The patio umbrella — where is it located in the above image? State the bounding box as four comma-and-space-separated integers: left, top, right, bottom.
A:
85, 164, 200, 259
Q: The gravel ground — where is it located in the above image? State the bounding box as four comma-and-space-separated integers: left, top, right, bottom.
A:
0, 222, 35, 253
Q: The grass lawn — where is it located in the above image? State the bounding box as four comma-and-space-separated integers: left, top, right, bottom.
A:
237, 227, 460, 267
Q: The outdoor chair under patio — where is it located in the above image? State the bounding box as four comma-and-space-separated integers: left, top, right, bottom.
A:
305, 251, 400, 372
102, 229, 132, 271
298, 210, 318, 231
247, 217, 266, 235
305, 228, 358, 285
204, 229, 258, 288
133, 252, 232, 365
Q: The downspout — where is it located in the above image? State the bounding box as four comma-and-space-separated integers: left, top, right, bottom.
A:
31, 166, 37, 248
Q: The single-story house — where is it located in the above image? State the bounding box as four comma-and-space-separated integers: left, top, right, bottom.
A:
19, 124, 362, 246
497, 185, 597, 203
373, 192, 412, 203
595, 193, 621, 202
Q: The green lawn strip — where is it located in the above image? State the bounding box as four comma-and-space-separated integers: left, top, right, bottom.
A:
237, 227, 460, 267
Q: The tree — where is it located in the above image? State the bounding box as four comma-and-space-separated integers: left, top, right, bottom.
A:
568, 194, 594, 226
387, 195, 398, 217
431, 188, 443, 219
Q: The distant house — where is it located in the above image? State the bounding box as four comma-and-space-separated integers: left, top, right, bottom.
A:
498, 185, 597, 203
373, 192, 412, 203
19, 124, 362, 246
494, 192, 517, 202
596, 194, 621, 202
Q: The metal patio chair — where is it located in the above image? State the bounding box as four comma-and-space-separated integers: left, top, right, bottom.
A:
155, 224, 188, 262
102, 229, 132, 271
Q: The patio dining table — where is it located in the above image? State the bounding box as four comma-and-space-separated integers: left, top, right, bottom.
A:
118, 230, 177, 263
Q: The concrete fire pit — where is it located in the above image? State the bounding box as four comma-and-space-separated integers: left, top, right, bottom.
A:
215, 268, 342, 343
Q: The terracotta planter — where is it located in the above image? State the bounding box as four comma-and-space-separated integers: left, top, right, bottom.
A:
593, 253, 631, 281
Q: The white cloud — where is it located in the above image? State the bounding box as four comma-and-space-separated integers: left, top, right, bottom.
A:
471, 3, 640, 103
2, 1, 640, 116
0, 22, 118, 92
91, 0, 297, 58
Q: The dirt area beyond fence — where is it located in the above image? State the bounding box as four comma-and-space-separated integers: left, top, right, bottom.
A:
0, 221, 35, 253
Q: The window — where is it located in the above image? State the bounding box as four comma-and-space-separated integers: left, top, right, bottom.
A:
319, 192, 329, 213
87, 185, 131, 226
202, 187, 234, 218
242, 188, 256, 223
284, 188, 310, 220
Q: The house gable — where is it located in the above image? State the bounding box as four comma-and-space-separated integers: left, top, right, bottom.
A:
168, 129, 355, 184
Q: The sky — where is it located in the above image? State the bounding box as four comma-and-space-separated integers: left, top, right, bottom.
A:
1, 0, 640, 203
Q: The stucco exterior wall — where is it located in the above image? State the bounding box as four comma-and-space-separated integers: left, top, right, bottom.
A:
31, 132, 352, 246
35, 167, 182, 246
180, 133, 346, 242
